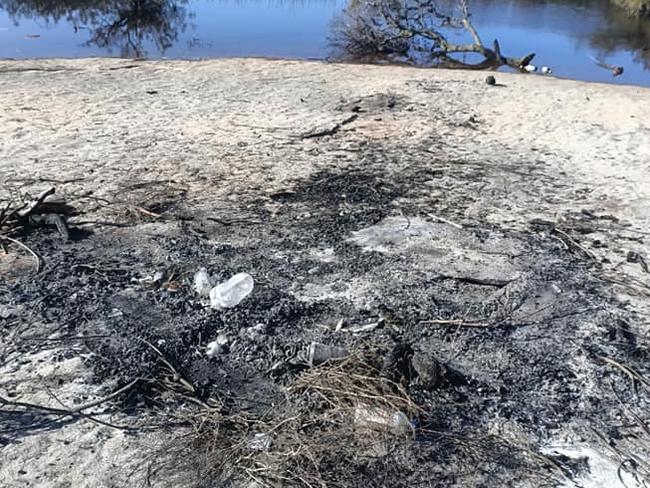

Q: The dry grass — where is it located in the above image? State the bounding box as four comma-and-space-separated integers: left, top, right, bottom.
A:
141, 351, 578, 488
144, 353, 422, 488
597, 354, 650, 484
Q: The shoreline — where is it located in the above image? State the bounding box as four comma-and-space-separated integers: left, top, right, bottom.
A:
2, 56, 650, 90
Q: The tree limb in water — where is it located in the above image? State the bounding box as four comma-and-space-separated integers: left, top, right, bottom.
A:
331, 0, 535, 71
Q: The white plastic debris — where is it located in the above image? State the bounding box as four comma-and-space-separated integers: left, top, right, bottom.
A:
205, 341, 222, 358
346, 321, 381, 333
210, 272, 254, 309
194, 267, 213, 297
248, 432, 273, 451
205, 333, 230, 358
216, 333, 229, 346
354, 405, 412, 435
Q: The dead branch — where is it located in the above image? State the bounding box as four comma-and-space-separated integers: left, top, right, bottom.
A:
16, 187, 55, 218
0, 378, 141, 422
301, 114, 358, 139
332, 0, 535, 71
139, 338, 197, 394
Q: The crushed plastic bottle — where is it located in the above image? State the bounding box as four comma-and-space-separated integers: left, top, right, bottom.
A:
248, 432, 273, 451
308, 342, 348, 367
354, 405, 413, 435
210, 272, 254, 309
194, 267, 213, 297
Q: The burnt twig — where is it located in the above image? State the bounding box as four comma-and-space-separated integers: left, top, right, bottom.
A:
0, 234, 43, 272
301, 114, 358, 140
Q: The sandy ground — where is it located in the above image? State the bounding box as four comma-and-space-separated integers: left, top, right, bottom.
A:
1, 58, 650, 487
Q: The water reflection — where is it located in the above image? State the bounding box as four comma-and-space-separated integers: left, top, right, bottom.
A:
466, 0, 650, 70
0, 0, 190, 57
330, 0, 650, 71
0, 0, 648, 84
588, 1, 650, 68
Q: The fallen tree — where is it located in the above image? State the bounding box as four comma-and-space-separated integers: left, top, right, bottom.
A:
331, 0, 535, 71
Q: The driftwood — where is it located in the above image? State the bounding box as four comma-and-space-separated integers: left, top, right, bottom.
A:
334, 0, 535, 71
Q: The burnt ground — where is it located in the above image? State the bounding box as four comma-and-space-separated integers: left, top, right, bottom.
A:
3, 143, 649, 487
1, 60, 650, 487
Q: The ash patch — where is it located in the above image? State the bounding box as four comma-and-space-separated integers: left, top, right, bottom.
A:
1, 161, 644, 486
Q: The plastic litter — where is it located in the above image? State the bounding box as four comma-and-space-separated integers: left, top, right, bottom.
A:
210, 272, 254, 309
205, 333, 229, 358
354, 405, 412, 435
248, 432, 272, 451
194, 267, 213, 297
205, 341, 221, 358
308, 342, 348, 367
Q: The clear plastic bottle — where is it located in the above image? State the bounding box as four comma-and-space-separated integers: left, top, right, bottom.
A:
210, 272, 254, 309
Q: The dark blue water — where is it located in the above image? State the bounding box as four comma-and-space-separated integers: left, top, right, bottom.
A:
0, 0, 648, 86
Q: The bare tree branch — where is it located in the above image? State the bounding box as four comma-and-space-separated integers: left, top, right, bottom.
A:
331, 0, 535, 71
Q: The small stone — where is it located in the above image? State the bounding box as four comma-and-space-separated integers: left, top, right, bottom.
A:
382, 343, 414, 383
411, 352, 443, 387
485, 75, 496, 86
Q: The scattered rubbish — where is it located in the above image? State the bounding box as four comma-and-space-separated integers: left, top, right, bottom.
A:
135, 270, 169, 289
210, 272, 254, 309
485, 75, 496, 86
162, 280, 180, 292
206, 333, 229, 358
194, 267, 213, 297
334, 319, 346, 331
541, 66, 552, 74
248, 432, 273, 451
107, 308, 124, 318
308, 342, 348, 367
354, 405, 413, 435
523, 64, 537, 72
205, 342, 221, 358
346, 321, 381, 333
